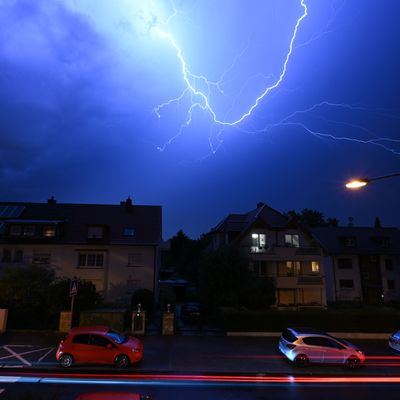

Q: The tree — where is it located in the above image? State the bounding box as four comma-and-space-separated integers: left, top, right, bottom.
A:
287, 208, 339, 227
198, 245, 275, 311
0, 265, 102, 329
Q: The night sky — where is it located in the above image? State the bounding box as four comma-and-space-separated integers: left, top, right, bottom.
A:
1, 0, 399, 240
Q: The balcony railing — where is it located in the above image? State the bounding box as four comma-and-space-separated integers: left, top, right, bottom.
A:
297, 275, 324, 285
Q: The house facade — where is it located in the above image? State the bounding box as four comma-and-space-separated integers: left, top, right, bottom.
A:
0, 198, 162, 304
210, 202, 326, 309
311, 227, 400, 304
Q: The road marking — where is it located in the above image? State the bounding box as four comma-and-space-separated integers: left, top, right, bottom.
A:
0, 346, 55, 365
2, 346, 32, 366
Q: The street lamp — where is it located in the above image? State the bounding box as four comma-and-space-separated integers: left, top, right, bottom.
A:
345, 172, 400, 189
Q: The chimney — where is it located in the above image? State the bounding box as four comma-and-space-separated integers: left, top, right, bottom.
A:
48, 196, 56, 204
122, 197, 133, 211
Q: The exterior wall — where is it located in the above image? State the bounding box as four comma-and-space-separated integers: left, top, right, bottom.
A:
0, 243, 157, 304
333, 255, 363, 302
239, 227, 326, 308
380, 254, 400, 302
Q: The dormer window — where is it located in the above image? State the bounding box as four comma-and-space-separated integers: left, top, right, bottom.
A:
87, 226, 103, 239
251, 233, 266, 253
284, 234, 299, 248
380, 237, 390, 248
123, 228, 135, 237
43, 225, 56, 237
344, 237, 356, 247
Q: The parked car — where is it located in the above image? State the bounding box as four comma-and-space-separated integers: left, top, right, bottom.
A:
56, 325, 143, 368
389, 330, 400, 352
279, 327, 365, 368
75, 393, 152, 400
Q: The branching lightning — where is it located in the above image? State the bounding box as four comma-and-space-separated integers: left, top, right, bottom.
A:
150, 0, 400, 157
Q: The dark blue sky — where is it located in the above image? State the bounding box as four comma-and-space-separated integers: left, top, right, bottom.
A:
1, 0, 399, 239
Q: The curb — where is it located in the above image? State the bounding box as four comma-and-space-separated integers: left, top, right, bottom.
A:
226, 331, 391, 340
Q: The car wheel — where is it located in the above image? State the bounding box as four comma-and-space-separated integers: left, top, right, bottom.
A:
294, 354, 309, 367
59, 354, 74, 368
114, 354, 130, 368
345, 356, 360, 369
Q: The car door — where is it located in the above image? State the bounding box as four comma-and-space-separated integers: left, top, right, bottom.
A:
301, 337, 325, 363
317, 337, 346, 364
70, 334, 93, 363
89, 334, 118, 364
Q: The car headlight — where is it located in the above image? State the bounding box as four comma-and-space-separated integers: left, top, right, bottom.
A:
132, 348, 141, 353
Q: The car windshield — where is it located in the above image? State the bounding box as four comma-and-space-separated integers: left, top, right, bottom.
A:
106, 330, 128, 344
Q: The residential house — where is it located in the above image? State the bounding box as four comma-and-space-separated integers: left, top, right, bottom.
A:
0, 197, 162, 304
311, 226, 400, 304
210, 202, 326, 309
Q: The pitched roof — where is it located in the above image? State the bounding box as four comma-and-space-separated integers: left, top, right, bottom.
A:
212, 202, 289, 234
0, 199, 162, 245
311, 226, 400, 255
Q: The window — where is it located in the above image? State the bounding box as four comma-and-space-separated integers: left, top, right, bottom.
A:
385, 258, 394, 271
2, 249, 12, 262
278, 261, 300, 276
253, 261, 267, 276
23, 225, 35, 236
128, 253, 144, 267
303, 337, 344, 349
78, 253, 104, 268
87, 226, 104, 239
251, 233, 267, 253
72, 334, 90, 345
91, 334, 112, 347
311, 261, 320, 273
32, 253, 51, 265
380, 237, 390, 248
9, 225, 22, 236
339, 279, 354, 289
388, 280, 395, 290
344, 237, 356, 247
123, 228, 135, 237
338, 258, 352, 269
284, 234, 300, 248
43, 226, 56, 237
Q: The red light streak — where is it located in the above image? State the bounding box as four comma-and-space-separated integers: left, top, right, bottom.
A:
3, 371, 400, 384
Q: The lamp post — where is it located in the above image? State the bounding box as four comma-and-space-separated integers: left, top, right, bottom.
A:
345, 172, 400, 189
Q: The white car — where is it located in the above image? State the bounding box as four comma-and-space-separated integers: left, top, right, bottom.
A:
279, 327, 365, 368
389, 330, 400, 352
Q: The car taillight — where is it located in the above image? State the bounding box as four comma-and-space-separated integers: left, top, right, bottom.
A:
286, 343, 296, 350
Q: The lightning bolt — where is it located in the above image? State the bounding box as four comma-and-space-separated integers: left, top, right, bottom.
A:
151, 0, 400, 158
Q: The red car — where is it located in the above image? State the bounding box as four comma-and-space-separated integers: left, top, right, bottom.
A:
56, 326, 143, 368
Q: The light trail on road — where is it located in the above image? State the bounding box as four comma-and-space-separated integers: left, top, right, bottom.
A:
2, 372, 400, 387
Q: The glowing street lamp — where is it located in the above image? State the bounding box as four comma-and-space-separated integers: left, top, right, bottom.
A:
345, 173, 400, 189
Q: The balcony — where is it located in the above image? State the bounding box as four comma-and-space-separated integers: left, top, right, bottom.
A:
297, 275, 323, 285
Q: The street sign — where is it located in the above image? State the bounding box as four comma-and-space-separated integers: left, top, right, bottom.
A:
70, 278, 78, 297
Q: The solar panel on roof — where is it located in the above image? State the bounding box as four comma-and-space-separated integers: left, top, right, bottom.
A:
0, 205, 25, 218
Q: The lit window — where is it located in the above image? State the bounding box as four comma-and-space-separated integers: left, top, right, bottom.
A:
311, 261, 320, 273
43, 226, 56, 237
87, 226, 103, 239
286, 261, 300, 276
251, 233, 267, 253
123, 228, 135, 237
284, 234, 300, 248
